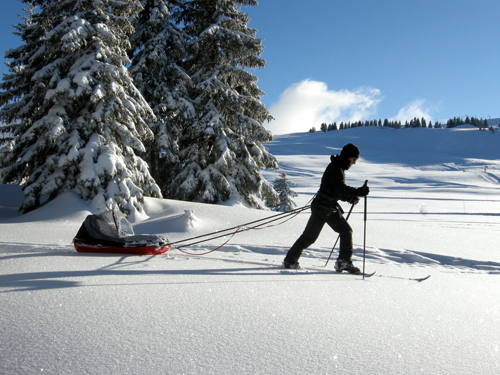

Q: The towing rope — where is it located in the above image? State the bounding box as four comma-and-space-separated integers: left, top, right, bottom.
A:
172, 227, 241, 256
165, 202, 313, 256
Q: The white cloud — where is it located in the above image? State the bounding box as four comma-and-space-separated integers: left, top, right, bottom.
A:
266, 80, 382, 135
392, 99, 433, 123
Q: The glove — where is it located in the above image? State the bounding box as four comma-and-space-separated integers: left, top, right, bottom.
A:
356, 185, 370, 197
350, 196, 360, 204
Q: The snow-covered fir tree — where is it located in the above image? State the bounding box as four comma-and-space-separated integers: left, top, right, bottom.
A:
0, 1, 40, 158
272, 171, 297, 212
174, 0, 279, 208
0, 0, 160, 217
128, 0, 194, 195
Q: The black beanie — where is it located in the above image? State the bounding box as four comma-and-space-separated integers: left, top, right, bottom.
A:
340, 143, 360, 159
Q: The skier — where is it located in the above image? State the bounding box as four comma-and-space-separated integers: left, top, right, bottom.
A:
283, 143, 370, 273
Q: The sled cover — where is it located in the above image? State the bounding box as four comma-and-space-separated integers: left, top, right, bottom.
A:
73, 209, 168, 247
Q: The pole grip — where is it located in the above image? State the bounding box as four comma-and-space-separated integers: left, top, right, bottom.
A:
363, 180, 368, 221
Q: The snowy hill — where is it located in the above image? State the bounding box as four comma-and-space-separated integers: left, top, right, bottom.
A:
487, 117, 500, 126
1, 126, 500, 374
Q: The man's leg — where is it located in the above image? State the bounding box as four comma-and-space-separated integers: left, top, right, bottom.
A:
326, 211, 353, 261
284, 211, 326, 264
327, 211, 360, 273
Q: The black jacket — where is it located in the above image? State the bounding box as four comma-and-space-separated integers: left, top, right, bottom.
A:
313, 154, 360, 212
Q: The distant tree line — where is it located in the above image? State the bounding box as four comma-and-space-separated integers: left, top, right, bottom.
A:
446, 116, 490, 129
310, 116, 496, 133
310, 117, 444, 133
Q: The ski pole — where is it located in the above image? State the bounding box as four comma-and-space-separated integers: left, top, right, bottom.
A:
362, 180, 368, 279
324, 180, 368, 268
324, 202, 355, 267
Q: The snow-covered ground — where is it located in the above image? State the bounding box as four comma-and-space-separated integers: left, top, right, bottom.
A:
1, 126, 499, 374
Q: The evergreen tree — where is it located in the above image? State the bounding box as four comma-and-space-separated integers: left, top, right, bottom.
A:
0, 0, 159, 216
0, 1, 41, 155
272, 171, 297, 212
174, 0, 279, 208
128, 0, 193, 196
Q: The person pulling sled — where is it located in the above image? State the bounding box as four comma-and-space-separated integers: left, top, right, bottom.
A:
283, 143, 370, 273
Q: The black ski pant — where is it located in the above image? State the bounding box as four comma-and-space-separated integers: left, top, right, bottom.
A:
284, 204, 353, 264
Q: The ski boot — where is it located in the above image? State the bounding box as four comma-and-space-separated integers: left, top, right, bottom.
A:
282, 259, 301, 269
334, 259, 360, 274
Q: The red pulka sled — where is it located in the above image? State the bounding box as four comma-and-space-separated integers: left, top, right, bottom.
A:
73, 209, 170, 255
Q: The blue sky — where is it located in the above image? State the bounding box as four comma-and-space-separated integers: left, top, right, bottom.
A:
1, 0, 499, 134
245, 0, 500, 133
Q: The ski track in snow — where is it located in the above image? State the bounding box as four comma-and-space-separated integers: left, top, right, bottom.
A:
2, 239, 499, 296
184, 243, 500, 275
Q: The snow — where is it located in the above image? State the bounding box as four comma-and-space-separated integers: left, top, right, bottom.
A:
1, 126, 500, 374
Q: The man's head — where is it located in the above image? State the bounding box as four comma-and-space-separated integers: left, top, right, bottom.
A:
341, 143, 360, 159
340, 143, 360, 169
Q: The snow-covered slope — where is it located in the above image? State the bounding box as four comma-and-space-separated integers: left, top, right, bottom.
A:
1, 126, 499, 374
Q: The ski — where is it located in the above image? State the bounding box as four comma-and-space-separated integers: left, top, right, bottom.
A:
375, 274, 431, 282
413, 274, 431, 282
280, 267, 376, 278
328, 270, 376, 278
280, 269, 430, 282
358, 271, 376, 278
